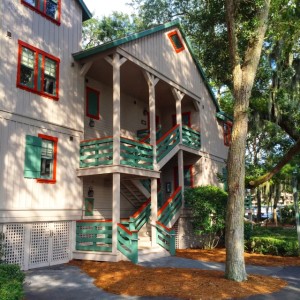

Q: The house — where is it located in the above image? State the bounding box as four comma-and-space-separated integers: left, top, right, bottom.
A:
0, 0, 230, 270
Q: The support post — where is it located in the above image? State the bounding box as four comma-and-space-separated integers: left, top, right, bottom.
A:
112, 173, 121, 255
105, 53, 127, 165
144, 71, 159, 170
172, 88, 184, 143
150, 178, 158, 247
178, 150, 185, 207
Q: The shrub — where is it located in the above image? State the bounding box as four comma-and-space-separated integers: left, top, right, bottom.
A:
185, 185, 227, 249
244, 222, 253, 241
280, 205, 296, 225
0, 264, 25, 300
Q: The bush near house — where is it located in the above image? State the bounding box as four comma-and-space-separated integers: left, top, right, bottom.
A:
185, 186, 228, 249
245, 226, 299, 256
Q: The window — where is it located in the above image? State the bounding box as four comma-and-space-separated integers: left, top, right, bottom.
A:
86, 87, 100, 119
174, 165, 194, 189
21, 0, 61, 25
223, 121, 232, 146
172, 112, 191, 127
17, 41, 60, 100
168, 30, 185, 53
24, 134, 58, 183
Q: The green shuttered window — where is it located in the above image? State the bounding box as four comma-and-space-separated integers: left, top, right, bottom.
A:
24, 134, 58, 183
167, 30, 185, 53
86, 87, 100, 119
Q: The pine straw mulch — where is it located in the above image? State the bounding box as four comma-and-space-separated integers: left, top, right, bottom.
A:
176, 248, 300, 267
69, 249, 291, 300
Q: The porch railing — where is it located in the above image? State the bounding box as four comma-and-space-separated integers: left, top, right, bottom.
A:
129, 198, 151, 231
156, 221, 176, 255
117, 223, 138, 263
158, 186, 182, 226
120, 137, 153, 170
80, 137, 113, 168
182, 125, 201, 150
76, 220, 112, 252
156, 124, 180, 162
80, 137, 153, 170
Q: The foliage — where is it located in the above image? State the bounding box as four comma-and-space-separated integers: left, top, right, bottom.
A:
185, 186, 227, 249
0, 264, 25, 300
245, 227, 299, 256
244, 222, 253, 241
82, 12, 144, 48
0, 232, 4, 263
280, 205, 296, 225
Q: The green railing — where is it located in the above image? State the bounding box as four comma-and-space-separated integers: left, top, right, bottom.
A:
156, 125, 180, 162
120, 137, 153, 170
129, 199, 151, 231
158, 187, 182, 226
137, 126, 162, 143
156, 221, 176, 255
76, 220, 112, 252
117, 223, 138, 264
80, 137, 113, 168
182, 125, 201, 150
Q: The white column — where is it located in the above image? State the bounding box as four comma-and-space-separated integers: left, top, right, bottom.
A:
172, 88, 184, 143
112, 173, 121, 255
105, 53, 127, 165
178, 150, 185, 207
143, 71, 159, 170
150, 178, 158, 247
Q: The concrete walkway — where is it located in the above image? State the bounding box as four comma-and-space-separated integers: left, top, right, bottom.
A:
24, 257, 300, 300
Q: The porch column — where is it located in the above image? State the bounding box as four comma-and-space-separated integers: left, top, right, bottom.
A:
105, 53, 127, 165
178, 150, 185, 207
112, 173, 121, 255
150, 178, 158, 247
172, 88, 185, 143
143, 71, 159, 170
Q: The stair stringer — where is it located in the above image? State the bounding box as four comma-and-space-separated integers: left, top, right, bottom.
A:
131, 180, 151, 198
157, 144, 180, 170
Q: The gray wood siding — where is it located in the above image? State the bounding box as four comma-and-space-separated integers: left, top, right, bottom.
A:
0, 116, 82, 223
0, 0, 84, 132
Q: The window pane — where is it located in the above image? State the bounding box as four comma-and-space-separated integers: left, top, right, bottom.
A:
44, 58, 57, 95
170, 34, 183, 50
24, 0, 36, 7
41, 139, 54, 178
20, 47, 35, 88
46, 0, 58, 19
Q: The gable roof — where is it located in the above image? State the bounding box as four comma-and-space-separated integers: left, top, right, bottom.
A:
76, 0, 92, 21
73, 20, 221, 111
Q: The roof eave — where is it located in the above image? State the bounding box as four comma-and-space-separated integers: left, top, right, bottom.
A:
77, 0, 92, 21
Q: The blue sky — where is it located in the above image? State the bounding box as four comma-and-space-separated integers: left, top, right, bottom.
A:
84, 0, 134, 17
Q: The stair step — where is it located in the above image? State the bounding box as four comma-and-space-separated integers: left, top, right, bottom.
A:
138, 246, 170, 262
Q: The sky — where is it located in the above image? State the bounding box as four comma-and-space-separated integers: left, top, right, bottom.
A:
84, 0, 134, 18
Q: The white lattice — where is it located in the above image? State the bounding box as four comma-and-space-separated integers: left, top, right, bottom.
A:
3, 224, 25, 268
52, 222, 71, 262
29, 223, 50, 267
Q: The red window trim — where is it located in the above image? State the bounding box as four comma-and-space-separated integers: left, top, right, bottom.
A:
17, 40, 60, 101
174, 165, 194, 189
21, 0, 61, 26
86, 87, 100, 120
223, 121, 232, 147
37, 134, 58, 184
167, 30, 185, 53
172, 111, 191, 127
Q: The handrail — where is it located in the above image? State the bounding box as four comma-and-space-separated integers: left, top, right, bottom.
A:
131, 198, 151, 218
155, 221, 176, 255
129, 198, 151, 231
158, 186, 182, 217
157, 124, 180, 145
182, 125, 201, 150
117, 223, 138, 263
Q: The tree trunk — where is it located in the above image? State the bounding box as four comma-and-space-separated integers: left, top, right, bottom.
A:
257, 187, 262, 223
274, 184, 281, 226
224, 0, 270, 282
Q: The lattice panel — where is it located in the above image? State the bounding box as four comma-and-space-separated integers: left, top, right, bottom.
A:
172, 220, 179, 249
29, 223, 50, 266
52, 222, 71, 262
4, 224, 25, 267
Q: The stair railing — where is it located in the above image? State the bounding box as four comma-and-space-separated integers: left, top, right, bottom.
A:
129, 198, 151, 231
156, 124, 180, 162
155, 221, 176, 255
182, 125, 201, 150
157, 186, 182, 226
117, 223, 138, 263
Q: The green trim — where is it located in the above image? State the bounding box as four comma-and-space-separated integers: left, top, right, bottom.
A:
73, 20, 221, 111
216, 111, 233, 122
76, 0, 92, 21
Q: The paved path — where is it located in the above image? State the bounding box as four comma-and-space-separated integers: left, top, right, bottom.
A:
24, 257, 300, 300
